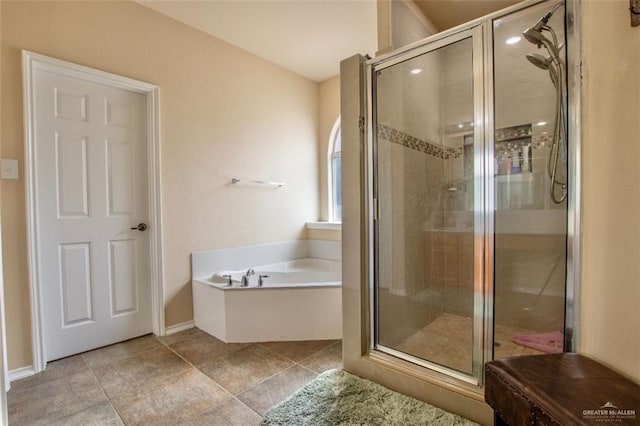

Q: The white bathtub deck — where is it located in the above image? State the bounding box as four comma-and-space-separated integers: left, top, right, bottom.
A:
192, 240, 342, 343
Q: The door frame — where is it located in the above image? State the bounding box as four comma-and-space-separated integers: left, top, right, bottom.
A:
0, 210, 9, 422
22, 50, 164, 373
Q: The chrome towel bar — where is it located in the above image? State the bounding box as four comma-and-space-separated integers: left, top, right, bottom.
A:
231, 178, 286, 188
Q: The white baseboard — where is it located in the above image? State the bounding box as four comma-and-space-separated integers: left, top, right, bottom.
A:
9, 365, 35, 383
164, 320, 194, 336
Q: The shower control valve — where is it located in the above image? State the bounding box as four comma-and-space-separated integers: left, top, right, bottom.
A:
258, 275, 269, 287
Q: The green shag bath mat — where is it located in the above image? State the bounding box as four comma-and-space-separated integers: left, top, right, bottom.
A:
262, 369, 479, 426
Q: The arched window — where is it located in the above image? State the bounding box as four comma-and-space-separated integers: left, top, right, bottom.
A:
328, 118, 341, 221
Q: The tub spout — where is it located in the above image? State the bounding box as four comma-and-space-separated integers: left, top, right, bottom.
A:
241, 268, 255, 287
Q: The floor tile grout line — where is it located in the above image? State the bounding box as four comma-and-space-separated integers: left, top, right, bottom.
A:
85, 359, 128, 425
102, 348, 202, 398
93, 351, 231, 424
165, 328, 335, 366
195, 344, 296, 388
7, 367, 97, 397
161, 336, 322, 418
240, 361, 340, 418
240, 361, 319, 395
56, 366, 125, 424
81, 335, 165, 370
41, 400, 120, 426
255, 343, 304, 364
86, 336, 220, 424
222, 340, 341, 395
295, 340, 342, 366
9, 354, 95, 396
233, 364, 311, 417
18, 368, 120, 425
9, 335, 331, 396
83, 345, 165, 371
155, 328, 207, 348
161, 330, 253, 368
251, 342, 303, 363
255, 340, 337, 364
230, 360, 300, 398
12, 331, 341, 424
295, 363, 323, 377
84, 346, 193, 401
161, 337, 265, 419
161, 333, 335, 406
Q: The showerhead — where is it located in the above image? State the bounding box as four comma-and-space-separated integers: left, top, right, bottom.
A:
526, 53, 550, 70
526, 53, 560, 88
522, 26, 560, 60
522, 3, 563, 48
522, 27, 547, 47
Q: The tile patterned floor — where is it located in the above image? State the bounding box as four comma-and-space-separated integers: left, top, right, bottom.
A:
396, 313, 542, 374
8, 329, 342, 425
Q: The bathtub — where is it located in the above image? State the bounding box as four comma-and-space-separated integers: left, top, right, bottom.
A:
192, 240, 342, 342
210, 258, 340, 288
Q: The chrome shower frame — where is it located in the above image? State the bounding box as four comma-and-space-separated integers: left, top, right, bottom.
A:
361, 0, 582, 389
366, 25, 486, 386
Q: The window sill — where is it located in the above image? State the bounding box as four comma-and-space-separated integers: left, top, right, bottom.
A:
306, 221, 342, 231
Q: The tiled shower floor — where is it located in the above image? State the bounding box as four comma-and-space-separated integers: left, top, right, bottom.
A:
396, 313, 543, 373
8, 328, 342, 425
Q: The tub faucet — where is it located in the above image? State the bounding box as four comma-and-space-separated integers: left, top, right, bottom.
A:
258, 274, 269, 287
222, 274, 233, 287
241, 268, 255, 287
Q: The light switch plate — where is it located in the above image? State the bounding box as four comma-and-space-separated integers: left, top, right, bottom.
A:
1, 159, 19, 180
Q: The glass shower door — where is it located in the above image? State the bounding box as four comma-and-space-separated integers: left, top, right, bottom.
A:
371, 26, 485, 380
492, 2, 568, 359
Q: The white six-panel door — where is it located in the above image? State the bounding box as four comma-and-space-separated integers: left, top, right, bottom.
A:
33, 69, 152, 361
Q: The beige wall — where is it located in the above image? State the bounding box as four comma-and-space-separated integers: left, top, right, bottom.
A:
391, 0, 436, 49
307, 228, 341, 242
579, 0, 640, 382
376, 0, 436, 54
318, 76, 340, 222
377, 0, 393, 56
1, 1, 319, 369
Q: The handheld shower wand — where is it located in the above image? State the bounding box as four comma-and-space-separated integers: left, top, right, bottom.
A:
522, 2, 567, 204
523, 3, 563, 65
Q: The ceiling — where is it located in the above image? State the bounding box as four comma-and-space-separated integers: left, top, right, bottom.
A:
136, 1, 527, 82
414, 0, 522, 31
136, 0, 378, 82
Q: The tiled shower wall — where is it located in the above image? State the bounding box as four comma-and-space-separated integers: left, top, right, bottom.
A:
378, 124, 565, 319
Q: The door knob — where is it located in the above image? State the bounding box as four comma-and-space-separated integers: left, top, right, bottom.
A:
130, 223, 148, 232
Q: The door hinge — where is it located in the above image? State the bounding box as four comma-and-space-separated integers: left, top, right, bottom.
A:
358, 116, 365, 132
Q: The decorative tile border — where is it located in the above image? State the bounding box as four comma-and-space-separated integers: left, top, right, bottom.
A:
377, 124, 462, 159
532, 134, 553, 149
495, 123, 531, 142
377, 123, 555, 158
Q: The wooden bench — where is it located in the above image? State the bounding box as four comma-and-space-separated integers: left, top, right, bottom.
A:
485, 353, 639, 425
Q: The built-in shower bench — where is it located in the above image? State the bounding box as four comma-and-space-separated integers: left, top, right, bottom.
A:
485, 353, 640, 425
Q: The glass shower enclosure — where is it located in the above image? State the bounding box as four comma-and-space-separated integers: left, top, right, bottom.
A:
366, 0, 571, 385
